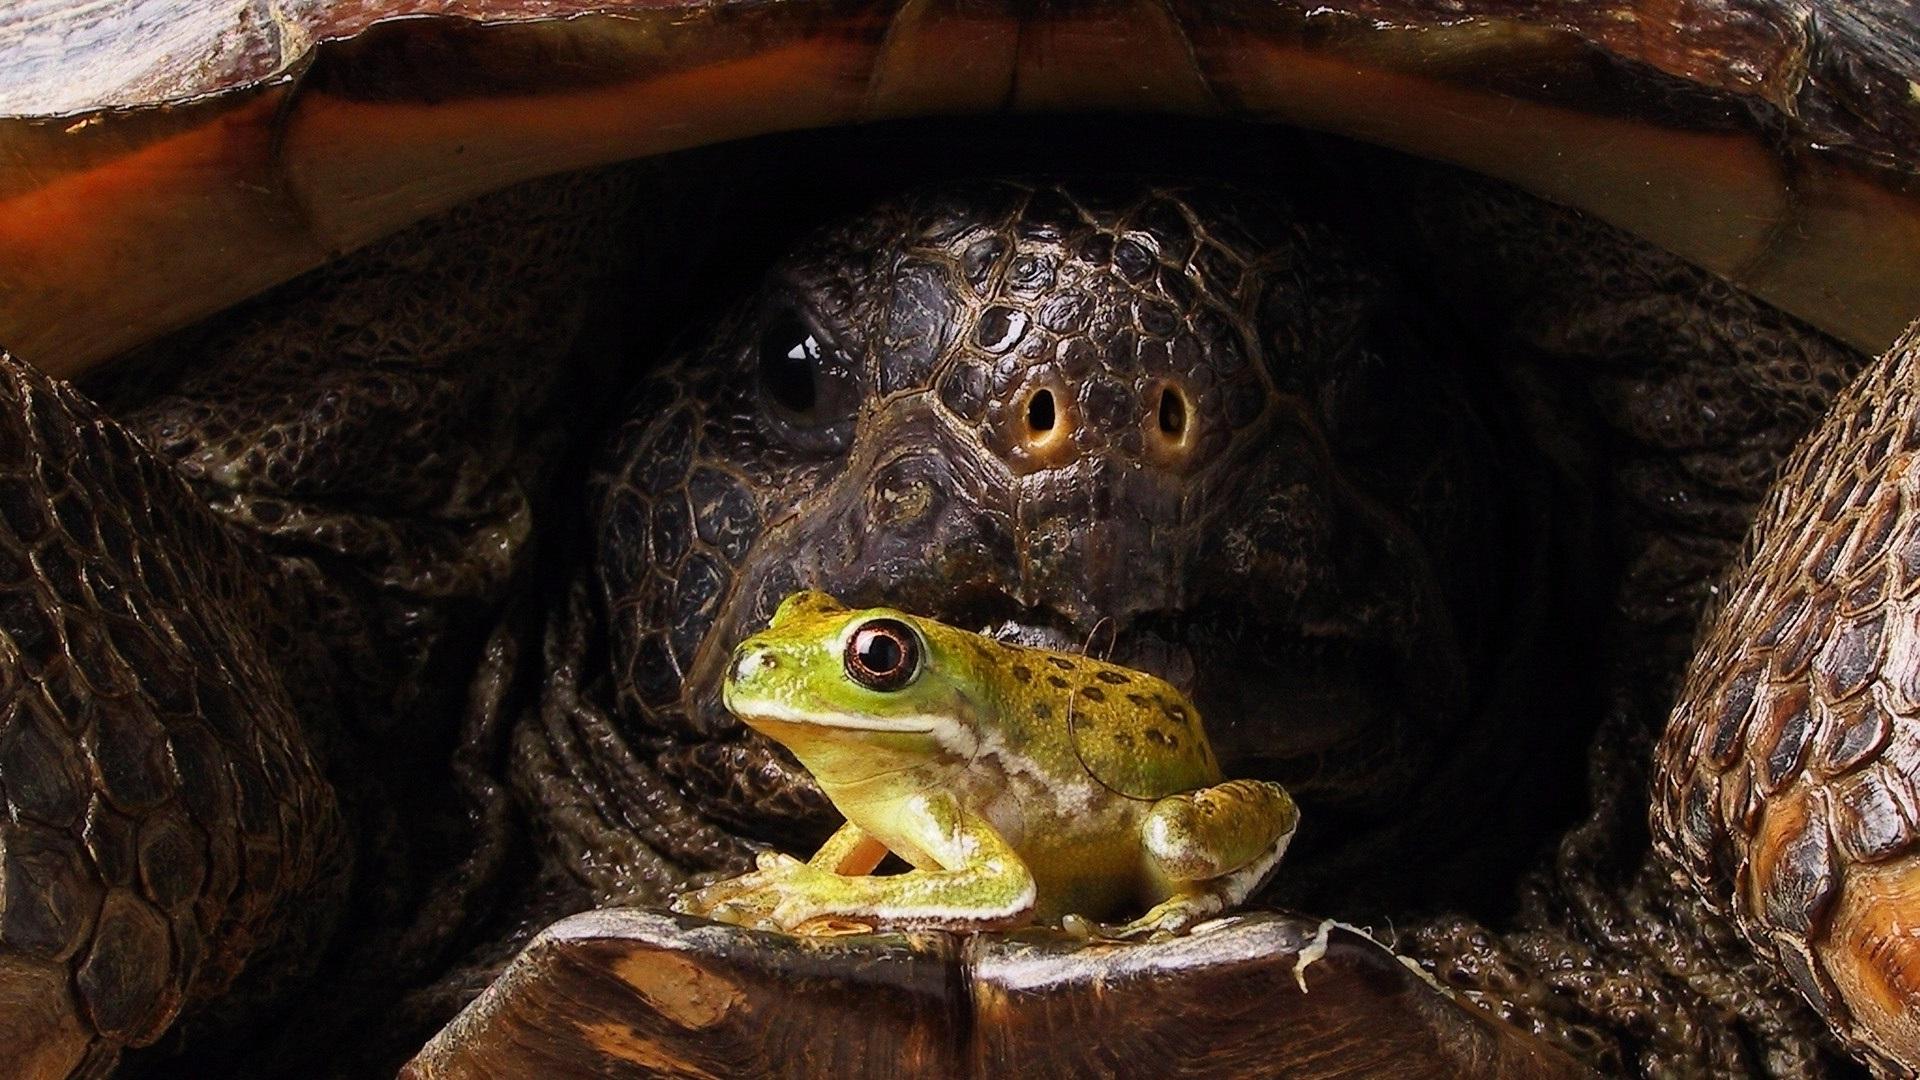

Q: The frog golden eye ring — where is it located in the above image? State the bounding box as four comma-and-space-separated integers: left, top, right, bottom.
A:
845, 618, 922, 692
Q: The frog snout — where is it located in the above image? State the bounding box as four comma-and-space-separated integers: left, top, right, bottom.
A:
730, 645, 778, 683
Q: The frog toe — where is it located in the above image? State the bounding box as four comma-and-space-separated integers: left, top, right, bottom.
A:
1105, 916, 1179, 943
1059, 913, 1100, 941
1111, 893, 1230, 940
670, 888, 735, 923
711, 900, 785, 932
1108, 921, 1177, 943
770, 899, 825, 932
755, 850, 805, 873
679, 883, 788, 931
668, 884, 726, 918
672, 870, 781, 921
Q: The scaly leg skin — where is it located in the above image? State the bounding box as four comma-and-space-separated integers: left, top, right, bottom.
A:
84, 169, 646, 1072
1656, 320, 1920, 1075
0, 349, 344, 1078
1401, 714, 1839, 1077
1120, 779, 1300, 939
673, 794, 1036, 933
1400, 329, 1920, 1078
1385, 163, 1866, 1076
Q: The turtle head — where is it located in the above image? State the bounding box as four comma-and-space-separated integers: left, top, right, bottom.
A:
596, 178, 1515, 885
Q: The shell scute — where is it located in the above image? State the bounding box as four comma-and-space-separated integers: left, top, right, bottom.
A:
1814, 608, 1887, 702
1750, 787, 1838, 937
1814, 692, 1895, 778
1830, 767, 1919, 864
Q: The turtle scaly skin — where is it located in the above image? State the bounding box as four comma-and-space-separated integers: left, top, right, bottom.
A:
0, 350, 343, 1077
1660, 323, 1920, 1072
0, 169, 640, 1076
6, 1, 1920, 1075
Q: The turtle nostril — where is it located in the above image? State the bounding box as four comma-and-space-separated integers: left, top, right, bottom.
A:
1157, 386, 1188, 440
1026, 388, 1057, 435
1006, 383, 1075, 467
1144, 381, 1196, 463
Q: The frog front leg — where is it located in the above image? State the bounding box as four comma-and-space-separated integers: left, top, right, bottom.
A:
806, 821, 890, 875
1120, 779, 1300, 938
673, 793, 1037, 933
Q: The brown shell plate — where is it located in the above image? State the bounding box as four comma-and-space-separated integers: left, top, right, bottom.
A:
0, 1, 1919, 375
400, 909, 1590, 1079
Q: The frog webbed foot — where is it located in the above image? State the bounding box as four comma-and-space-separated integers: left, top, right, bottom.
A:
1106, 893, 1232, 941
672, 851, 850, 933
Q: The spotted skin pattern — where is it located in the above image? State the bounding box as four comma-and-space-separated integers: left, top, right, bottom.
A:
672, 591, 1296, 935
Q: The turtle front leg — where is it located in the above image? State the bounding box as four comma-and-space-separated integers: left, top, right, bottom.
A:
0, 350, 344, 1077
1658, 321, 1920, 1074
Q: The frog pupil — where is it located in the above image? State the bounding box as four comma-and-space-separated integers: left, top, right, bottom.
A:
846, 619, 918, 691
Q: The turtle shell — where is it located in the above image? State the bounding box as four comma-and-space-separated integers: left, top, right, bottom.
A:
1, 0, 1919, 373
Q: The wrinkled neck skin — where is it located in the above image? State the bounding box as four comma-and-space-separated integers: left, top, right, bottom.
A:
593, 174, 1565, 913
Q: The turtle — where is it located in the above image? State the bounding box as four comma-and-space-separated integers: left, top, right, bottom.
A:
3, 2, 1920, 1078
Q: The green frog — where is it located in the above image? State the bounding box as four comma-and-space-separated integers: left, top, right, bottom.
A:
672, 591, 1299, 938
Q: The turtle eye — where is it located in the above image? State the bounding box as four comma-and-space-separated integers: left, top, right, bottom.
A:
759, 309, 822, 413
844, 618, 921, 692
756, 307, 856, 440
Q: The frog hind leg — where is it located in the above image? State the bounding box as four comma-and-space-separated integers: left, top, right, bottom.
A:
1122, 779, 1300, 938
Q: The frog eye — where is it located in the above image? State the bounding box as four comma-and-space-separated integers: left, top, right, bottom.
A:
844, 618, 922, 692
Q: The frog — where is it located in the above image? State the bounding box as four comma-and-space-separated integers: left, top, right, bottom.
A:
671, 591, 1300, 938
